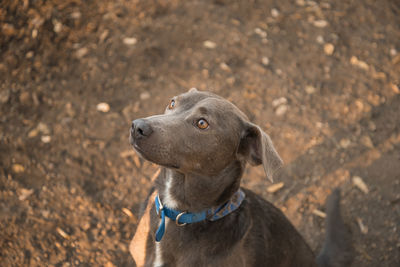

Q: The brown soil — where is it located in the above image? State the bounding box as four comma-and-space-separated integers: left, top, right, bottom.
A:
1, 0, 399, 266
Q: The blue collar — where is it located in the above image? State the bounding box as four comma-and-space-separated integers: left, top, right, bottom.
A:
154, 189, 246, 242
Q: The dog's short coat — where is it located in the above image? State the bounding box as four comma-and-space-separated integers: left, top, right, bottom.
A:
129, 89, 353, 267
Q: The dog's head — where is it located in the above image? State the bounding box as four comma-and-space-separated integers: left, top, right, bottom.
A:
130, 89, 282, 181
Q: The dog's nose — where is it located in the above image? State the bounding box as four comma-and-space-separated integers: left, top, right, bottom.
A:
131, 119, 153, 138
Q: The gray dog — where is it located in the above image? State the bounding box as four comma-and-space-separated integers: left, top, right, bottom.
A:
129, 89, 353, 267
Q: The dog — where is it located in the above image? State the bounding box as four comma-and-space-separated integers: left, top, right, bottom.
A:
129, 89, 353, 267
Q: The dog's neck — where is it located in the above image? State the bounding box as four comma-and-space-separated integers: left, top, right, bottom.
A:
156, 160, 245, 212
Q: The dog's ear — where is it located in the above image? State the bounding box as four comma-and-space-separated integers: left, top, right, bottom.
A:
237, 122, 283, 182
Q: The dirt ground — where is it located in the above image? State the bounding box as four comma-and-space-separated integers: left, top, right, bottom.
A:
1, 0, 399, 266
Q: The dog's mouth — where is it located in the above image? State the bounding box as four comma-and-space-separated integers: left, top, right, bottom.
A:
130, 135, 180, 170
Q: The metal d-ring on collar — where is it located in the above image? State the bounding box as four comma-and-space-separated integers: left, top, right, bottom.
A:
175, 211, 187, 226
154, 189, 246, 242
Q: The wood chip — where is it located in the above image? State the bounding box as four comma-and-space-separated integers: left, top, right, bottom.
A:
360, 135, 374, 148
312, 209, 327, 218
105, 261, 116, 267
391, 83, 400, 94
18, 188, 34, 201
356, 217, 368, 234
392, 54, 400, 65
133, 153, 141, 168
123, 37, 137, 46
313, 20, 328, 28
122, 208, 133, 218
151, 168, 161, 182
56, 227, 70, 239
350, 56, 369, 70
267, 182, 284, 193
352, 176, 369, 194
120, 150, 136, 158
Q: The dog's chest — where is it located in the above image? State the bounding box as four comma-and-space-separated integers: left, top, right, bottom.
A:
150, 218, 247, 267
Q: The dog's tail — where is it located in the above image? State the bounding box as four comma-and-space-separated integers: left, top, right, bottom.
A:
316, 188, 354, 267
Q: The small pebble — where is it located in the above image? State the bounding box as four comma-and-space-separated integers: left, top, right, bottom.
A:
271, 8, 280, 18
19, 92, 30, 105
37, 122, 50, 134
70, 11, 82, 19
226, 77, 235, 85
96, 102, 110, 112
140, 91, 150, 100
355, 99, 364, 111
272, 97, 287, 107
305, 85, 316, 94
53, 20, 63, 33
254, 28, 267, 38
275, 105, 288, 116
339, 138, 351, 149
320, 2, 331, 9
390, 48, 398, 56
368, 121, 376, 131
32, 29, 38, 38
0, 89, 10, 104
203, 40, 217, 49
12, 164, 25, 173
324, 43, 334, 55
123, 37, 137, 46
41, 135, 51, 143
261, 57, 270, 66
26, 51, 34, 59
219, 62, 231, 71
75, 47, 88, 58
316, 35, 324, 44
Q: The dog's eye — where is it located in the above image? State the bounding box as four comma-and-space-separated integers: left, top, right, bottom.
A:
196, 119, 209, 129
168, 99, 176, 109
